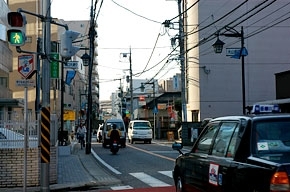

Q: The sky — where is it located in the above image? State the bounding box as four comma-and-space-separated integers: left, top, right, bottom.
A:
51, 0, 180, 101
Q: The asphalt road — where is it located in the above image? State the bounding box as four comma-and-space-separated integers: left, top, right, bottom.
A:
91, 141, 181, 190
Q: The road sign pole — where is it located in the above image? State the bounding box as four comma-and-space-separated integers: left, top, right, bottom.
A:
23, 86, 28, 191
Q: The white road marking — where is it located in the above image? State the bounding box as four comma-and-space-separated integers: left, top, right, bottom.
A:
130, 172, 171, 187
91, 150, 122, 175
111, 185, 133, 190
158, 171, 173, 178
151, 151, 177, 154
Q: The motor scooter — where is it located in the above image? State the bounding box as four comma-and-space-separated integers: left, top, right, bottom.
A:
110, 140, 119, 155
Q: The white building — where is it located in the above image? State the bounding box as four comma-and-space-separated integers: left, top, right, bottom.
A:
185, 0, 290, 121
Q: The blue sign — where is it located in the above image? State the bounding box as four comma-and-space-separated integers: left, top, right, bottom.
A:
153, 106, 158, 114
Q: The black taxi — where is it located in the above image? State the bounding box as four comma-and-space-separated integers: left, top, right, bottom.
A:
172, 104, 290, 192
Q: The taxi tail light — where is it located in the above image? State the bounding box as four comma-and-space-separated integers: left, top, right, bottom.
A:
270, 171, 290, 192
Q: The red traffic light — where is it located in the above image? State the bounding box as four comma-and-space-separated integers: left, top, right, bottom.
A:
7, 12, 26, 27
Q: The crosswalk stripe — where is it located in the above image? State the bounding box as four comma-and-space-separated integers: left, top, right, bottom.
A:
111, 185, 133, 190
158, 171, 173, 178
129, 172, 171, 187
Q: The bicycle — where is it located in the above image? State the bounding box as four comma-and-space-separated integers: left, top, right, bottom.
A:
78, 133, 85, 150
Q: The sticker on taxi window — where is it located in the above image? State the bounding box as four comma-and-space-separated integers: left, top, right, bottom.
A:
257, 142, 269, 150
209, 163, 219, 186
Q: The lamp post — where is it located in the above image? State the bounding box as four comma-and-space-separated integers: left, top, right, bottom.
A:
81, 52, 91, 154
140, 81, 157, 139
212, 26, 246, 115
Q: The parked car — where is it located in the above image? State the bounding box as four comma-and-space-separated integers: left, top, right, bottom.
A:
128, 120, 152, 144
102, 118, 126, 148
172, 104, 290, 192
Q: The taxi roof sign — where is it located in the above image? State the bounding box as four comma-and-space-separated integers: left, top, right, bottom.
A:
251, 104, 280, 114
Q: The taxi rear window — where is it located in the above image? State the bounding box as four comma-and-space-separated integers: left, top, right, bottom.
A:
253, 119, 290, 163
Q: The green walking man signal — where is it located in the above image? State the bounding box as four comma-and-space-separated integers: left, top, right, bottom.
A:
7, 11, 27, 46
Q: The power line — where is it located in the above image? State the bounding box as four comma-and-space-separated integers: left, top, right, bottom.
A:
111, 0, 161, 24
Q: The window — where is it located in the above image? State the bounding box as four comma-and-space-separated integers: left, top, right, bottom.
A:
254, 119, 290, 161
212, 122, 239, 157
195, 122, 219, 154
26, 36, 32, 43
134, 122, 150, 129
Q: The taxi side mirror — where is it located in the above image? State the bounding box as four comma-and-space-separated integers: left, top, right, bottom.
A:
172, 142, 183, 155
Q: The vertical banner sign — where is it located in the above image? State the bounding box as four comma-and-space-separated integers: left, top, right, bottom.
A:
50, 52, 59, 79
41, 107, 50, 163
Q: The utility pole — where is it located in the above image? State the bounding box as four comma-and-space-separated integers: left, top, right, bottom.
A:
129, 48, 133, 121
40, 0, 51, 191
178, 0, 187, 122
86, 0, 94, 154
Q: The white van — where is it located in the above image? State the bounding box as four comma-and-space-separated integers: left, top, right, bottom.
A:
102, 118, 126, 148
128, 120, 152, 144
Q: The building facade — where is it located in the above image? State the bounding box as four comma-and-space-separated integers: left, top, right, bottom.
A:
0, 0, 23, 121
185, 0, 290, 121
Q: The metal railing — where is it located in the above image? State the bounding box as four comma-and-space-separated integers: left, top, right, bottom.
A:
0, 120, 39, 148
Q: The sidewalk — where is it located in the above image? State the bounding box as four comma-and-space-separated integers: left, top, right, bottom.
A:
3, 139, 121, 192
2, 139, 186, 192
51, 140, 122, 191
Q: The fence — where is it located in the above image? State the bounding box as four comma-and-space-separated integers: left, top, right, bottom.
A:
0, 120, 39, 148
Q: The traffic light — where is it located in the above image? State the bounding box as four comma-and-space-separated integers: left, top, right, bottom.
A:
7, 12, 27, 46
60, 30, 80, 58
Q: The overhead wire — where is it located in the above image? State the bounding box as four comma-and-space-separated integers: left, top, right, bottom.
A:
198, 0, 290, 57
168, 0, 200, 22
100, 0, 284, 88
110, 0, 161, 24
133, 45, 179, 78
187, 0, 277, 56
187, 0, 249, 37
134, 32, 161, 77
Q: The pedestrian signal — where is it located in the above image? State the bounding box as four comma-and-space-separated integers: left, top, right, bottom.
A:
7, 12, 27, 46
60, 30, 80, 58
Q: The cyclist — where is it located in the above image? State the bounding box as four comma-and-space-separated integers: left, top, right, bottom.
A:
77, 124, 86, 149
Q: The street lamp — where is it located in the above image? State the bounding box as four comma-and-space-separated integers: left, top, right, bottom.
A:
140, 81, 157, 139
212, 26, 247, 115
81, 52, 90, 66
212, 37, 225, 54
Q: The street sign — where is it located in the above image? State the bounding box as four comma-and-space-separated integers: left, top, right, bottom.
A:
50, 53, 59, 79
18, 54, 34, 78
226, 48, 241, 56
153, 106, 158, 114
64, 61, 78, 69
16, 79, 35, 87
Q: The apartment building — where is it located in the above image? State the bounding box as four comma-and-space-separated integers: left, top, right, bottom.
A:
0, 0, 23, 121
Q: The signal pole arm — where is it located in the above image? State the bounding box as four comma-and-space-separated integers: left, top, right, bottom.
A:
17, 8, 68, 30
